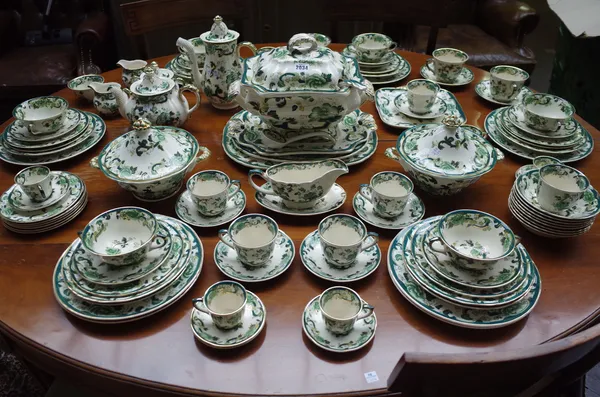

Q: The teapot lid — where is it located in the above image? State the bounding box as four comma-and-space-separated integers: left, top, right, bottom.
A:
130, 62, 175, 96
241, 33, 361, 93
201, 15, 240, 43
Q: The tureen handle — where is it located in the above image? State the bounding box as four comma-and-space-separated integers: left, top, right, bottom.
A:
248, 169, 276, 195
237, 42, 257, 59
89, 156, 99, 169
384, 147, 401, 162
179, 84, 201, 113
287, 33, 318, 56
494, 148, 505, 161
195, 146, 211, 164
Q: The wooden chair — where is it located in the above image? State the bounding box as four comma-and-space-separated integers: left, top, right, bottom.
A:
387, 322, 600, 396
119, 0, 255, 59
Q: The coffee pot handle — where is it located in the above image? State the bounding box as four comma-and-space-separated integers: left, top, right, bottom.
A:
356, 301, 374, 321
248, 169, 275, 195
192, 297, 211, 315
360, 232, 379, 252
427, 236, 447, 255
358, 184, 373, 203
218, 229, 237, 250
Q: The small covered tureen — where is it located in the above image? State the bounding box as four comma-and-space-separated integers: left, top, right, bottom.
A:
230, 33, 374, 141
90, 118, 210, 201
385, 116, 503, 195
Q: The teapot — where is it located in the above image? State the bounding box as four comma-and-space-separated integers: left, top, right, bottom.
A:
110, 62, 200, 127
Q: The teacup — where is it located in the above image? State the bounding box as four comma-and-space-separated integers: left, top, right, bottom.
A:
318, 214, 379, 268
522, 93, 575, 132
426, 48, 468, 82
67, 74, 105, 102
187, 170, 241, 216
193, 281, 247, 330
537, 164, 590, 214
402, 79, 440, 114
13, 96, 68, 134
359, 171, 413, 218
319, 286, 374, 335
14, 166, 53, 202
489, 65, 529, 102
80, 207, 168, 266
428, 209, 520, 268
533, 156, 561, 169
351, 33, 397, 63
218, 214, 278, 266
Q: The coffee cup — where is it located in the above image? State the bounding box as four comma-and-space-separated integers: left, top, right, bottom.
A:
319, 286, 374, 335
404, 79, 440, 114
218, 214, 278, 266
489, 65, 529, 102
351, 33, 397, 63
537, 164, 590, 214
522, 93, 575, 132
187, 170, 241, 216
426, 48, 468, 82
14, 166, 54, 202
318, 214, 378, 268
192, 281, 247, 330
359, 171, 413, 218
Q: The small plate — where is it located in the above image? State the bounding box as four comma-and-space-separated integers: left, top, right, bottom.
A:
395, 93, 448, 119
191, 291, 265, 349
353, 192, 425, 230
7, 173, 69, 211
420, 63, 474, 86
214, 231, 294, 282
506, 105, 577, 138
300, 230, 380, 282
255, 183, 346, 216
302, 294, 377, 353
175, 188, 246, 228
475, 80, 532, 106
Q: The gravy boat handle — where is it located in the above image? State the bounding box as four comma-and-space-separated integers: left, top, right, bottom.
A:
248, 169, 275, 195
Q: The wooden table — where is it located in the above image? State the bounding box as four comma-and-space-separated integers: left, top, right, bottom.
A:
0, 45, 599, 397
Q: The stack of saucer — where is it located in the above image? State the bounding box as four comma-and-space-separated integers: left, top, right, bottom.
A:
0, 96, 106, 166
509, 166, 599, 238
485, 93, 593, 163
166, 37, 205, 85
53, 207, 204, 323
388, 211, 541, 329
1, 167, 87, 234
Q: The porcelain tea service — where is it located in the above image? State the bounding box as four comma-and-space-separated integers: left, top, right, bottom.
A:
13, 96, 69, 134
187, 171, 241, 216
537, 164, 590, 213
318, 286, 374, 335
404, 79, 440, 114
359, 171, 413, 218
522, 93, 575, 132
218, 214, 278, 266
193, 281, 247, 329
421, 48, 473, 86
88, 82, 120, 118
351, 33, 397, 62
68, 74, 105, 102
489, 65, 529, 102
515, 155, 561, 178
318, 214, 379, 268
116, 59, 173, 88
14, 166, 53, 202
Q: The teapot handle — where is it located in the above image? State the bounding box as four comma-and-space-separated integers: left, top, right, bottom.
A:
237, 42, 257, 59
248, 169, 275, 196
179, 84, 201, 113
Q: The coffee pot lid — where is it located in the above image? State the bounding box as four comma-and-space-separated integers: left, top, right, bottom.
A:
201, 15, 240, 43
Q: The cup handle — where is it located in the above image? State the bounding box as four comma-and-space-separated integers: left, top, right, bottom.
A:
37, 185, 47, 200
427, 236, 447, 255
218, 229, 236, 249
356, 301, 374, 321
227, 180, 241, 199
192, 297, 211, 315
358, 184, 373, 203
389, 42, 397, 51
360, 232, 379, 252
148, 232, 169, 252
426, 58, 435, 72
248, 169, 275, 195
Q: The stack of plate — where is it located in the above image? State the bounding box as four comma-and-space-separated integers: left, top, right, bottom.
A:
341, 46, 411, 85
222, 109, 378, 169
387, 216, 541, 329
509, 168, 599, 238
53, 215, 203, 323
0, 171, 87, 234
0, 110, 106, 166
484, 105, 593, 163
165, 37, 205, 85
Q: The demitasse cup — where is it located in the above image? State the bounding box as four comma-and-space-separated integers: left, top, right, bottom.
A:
13, 96, 68, 134
187, 170, 241, 216
218, 214, 278, 266
522, 93, 575, 132
193, 281, 247, 330
14, 166, 53, 202
318, 214, 379, 268
359, 171, 413, 218
319, 286, 374, 335
351, 33, 397, 62
404, 79, 440, 114
489, 65, 529, 102
67, 74, 105, 102
537, 164, 590, 214
426, 48, 468, 82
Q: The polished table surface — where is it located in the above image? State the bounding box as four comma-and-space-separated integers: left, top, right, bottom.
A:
1, 44, 600, 396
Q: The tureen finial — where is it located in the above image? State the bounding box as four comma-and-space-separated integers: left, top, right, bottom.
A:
442, 115, 464, 129
133, 118, 152, 131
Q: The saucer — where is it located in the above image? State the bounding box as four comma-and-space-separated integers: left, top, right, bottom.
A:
6, 109, 81, 142
255, 183, 346, 216
300, 230, 380, 282
475, 80, 532, 106
353, 192, 425, 230
342, 46, 395, 66
8, 172, 69, 211
214, 231, 294, 282
302, 294, 377, 353
191, 291, 266, 349
515, 164, 537, 178
395, 94, 448, 119
420, 63, 474, 86
175, 188, 246, 228
506, 105, 577, 138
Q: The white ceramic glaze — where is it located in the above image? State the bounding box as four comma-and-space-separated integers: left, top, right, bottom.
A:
318, 214, 378, 268
14, 166, 53, 202
192, 281, 247, 330
187, 170, 241, 216
218, 214, 278, 266
68, 74, 105, 102
12, 96, 68, 134
489, 65, 528, 102
537, 164, 590, 214
522, 93, 575, 132
318, 286, 374, 335
426, 48, 468, 82
404, 79, 440, 114
359, 171, 413, 218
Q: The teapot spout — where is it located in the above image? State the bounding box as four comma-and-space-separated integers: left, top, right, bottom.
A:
106, 84, 130, 120
176, 37, 203, 89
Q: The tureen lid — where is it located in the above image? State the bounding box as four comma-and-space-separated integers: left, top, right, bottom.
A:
97, 118, 199, 182
130, 62, 175, 96
201, 15, 240, 43
241, 33, 362, 93
398, 115, 496, 177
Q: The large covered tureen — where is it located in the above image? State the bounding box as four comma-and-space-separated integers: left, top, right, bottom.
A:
90, 118, 210, 201
230, 33, 374, 141
385, 116, 503, 195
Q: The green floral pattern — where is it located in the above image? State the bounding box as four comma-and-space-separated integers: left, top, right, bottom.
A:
176, 189, 245, 228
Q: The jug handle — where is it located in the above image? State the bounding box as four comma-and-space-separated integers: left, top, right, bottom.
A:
179, 84, 201, 113
237, 42, 257, 58
248, 169, 275, 195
